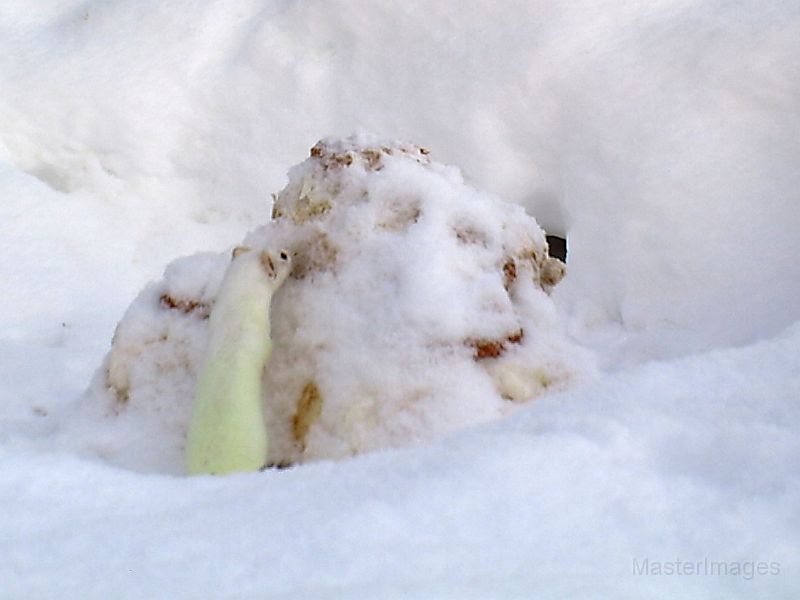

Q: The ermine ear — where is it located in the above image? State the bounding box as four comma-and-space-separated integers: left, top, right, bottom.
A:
232, 245, 252, 258
260, 250, 277, 278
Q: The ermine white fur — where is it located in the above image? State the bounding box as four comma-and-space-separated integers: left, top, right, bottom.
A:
185, 246, 290, 475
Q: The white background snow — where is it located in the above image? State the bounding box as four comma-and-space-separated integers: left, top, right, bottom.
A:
1, 1, 798, 598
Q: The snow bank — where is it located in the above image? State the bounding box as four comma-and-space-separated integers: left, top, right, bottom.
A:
3, 320, 798, 599
83, 135, 591, 473
550, 2, 800, 353
2, 1, 797, 356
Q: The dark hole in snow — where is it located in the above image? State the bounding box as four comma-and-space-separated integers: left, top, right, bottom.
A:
546, 235, 567, 263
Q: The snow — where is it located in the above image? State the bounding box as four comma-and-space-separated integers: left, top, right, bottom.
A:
1, 1, 798, 598
3, 325, 799, 598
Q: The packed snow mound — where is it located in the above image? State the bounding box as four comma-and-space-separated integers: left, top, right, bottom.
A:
88, 135, 593, 472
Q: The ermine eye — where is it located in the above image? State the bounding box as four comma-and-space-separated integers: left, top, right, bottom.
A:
279, 251, 289, 260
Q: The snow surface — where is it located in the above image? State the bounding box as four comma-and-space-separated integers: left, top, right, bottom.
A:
1, 0, 799, 598
3, 326, 799, 599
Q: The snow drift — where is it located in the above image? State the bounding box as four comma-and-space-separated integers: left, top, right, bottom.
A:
3, 320, 798, 600
2, 1, 798, 357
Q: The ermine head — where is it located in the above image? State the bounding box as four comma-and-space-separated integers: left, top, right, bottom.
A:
231, 245, 292, 288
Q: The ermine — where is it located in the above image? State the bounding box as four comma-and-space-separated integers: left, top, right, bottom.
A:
185, 246, 291, 475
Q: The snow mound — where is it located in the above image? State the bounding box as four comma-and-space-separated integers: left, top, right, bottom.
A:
87, 135, 593, 472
